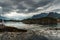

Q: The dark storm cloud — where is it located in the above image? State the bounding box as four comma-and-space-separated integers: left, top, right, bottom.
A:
0, 0, 55, 13
1, 0, 60, 20
0, 3, 11, 11
0, 0, 14, 13
34, 0, 51, 7
27, 0, 53, 12
15, 0, 54, 13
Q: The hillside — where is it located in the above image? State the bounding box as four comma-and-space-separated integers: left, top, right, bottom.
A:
21, 12, 60, 25
22, 17, 57, 25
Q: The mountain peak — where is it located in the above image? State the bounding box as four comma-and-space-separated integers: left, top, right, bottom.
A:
31, 13, 48, 19
47, 12, 60, 18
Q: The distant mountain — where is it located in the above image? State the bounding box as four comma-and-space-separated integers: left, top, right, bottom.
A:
58, 14, 60, 19
30, 12, 60, 19
0, 16, 10, 20
21, 12, 60, 24
0, 16, 6, 19
0, 16, 21, 22
47, 12, 60, 19
31, 13, 48, 19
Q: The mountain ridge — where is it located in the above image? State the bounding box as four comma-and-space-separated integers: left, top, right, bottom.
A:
30, 12, 60, 19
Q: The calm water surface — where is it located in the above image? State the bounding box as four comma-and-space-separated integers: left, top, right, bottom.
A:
2, 22, 60, 40
4, 22, 60, 29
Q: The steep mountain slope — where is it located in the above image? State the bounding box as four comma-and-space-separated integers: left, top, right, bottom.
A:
31, 13, 48, 19
47, 12, 60, 19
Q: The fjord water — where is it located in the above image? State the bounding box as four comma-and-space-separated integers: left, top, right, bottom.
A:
4, 22, 60, 29
2, 22, 60, 40
4, 22, 44, 29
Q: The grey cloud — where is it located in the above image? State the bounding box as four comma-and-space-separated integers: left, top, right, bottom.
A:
0, 0, 55, 13
3, 7, 14, 13
34, 0, 52, 7
16, 0, 54, 13
11, 0, 24, 3
0, 2, 10, 7
0, 0, 14, 13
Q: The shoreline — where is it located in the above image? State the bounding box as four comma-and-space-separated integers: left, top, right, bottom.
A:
0, 24, 27, 32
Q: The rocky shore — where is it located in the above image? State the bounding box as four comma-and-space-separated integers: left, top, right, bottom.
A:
0, 24, 60, 40
0, 30, 60, 40
0, 24, 27, 32
0, 28, 60, 40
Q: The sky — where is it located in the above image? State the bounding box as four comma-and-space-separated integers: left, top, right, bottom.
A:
0, 0, 60, 20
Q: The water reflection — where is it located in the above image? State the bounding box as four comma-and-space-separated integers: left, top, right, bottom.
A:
4, 22, 60, 30
48, 24, 57, 27
2, 22, 60, 40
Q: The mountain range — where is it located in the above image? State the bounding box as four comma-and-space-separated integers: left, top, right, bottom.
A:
47, 12, 60, 19
0, 16, 11, 20
31, 12, 60, 19
31, 13, 48, 19
0, 12, 60, 21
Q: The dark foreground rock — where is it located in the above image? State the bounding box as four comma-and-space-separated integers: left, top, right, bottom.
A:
0, 24, 27, 32
0, 25, 60, 40
0, 30, 48, 40
0, 30, 60, 40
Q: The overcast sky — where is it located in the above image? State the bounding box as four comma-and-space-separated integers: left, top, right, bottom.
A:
0, 0, 60, 20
